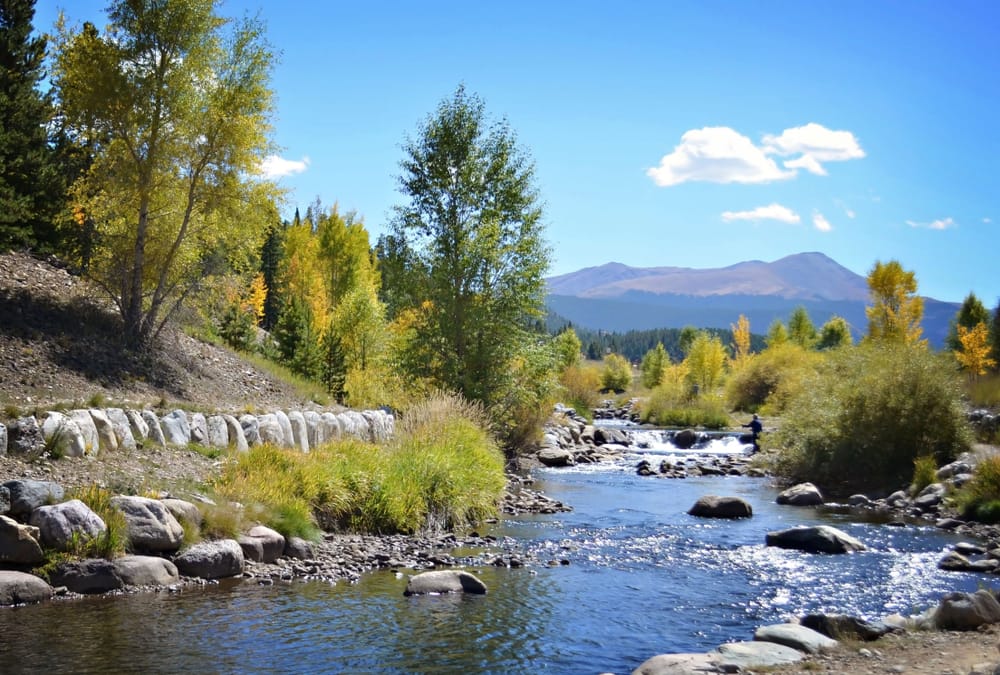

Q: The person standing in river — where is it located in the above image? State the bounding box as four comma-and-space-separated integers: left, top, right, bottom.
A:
742, 414, 763, 452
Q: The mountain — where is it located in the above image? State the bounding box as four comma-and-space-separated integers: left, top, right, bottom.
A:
545, 252, 959, 347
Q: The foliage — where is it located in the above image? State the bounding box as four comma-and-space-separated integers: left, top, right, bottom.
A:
864, 260, 925, 345
769, 342, 971, 494
68, 485, 129, 559
909, 455, 938, 497
52, 0, 280, 350
558, 321, 764, 364
678, 326, 698, 357
992, 298, 1000, 371
954, 456, 1000, 524
967, 373, 1000, 410
684, 331, 727, 394
212, 394, 506, 535
273, 295, 323, 380
817, 315, 853, 350
219, 301, 256, 352
731, 314, 751, 363
387, 85, 551, 426
330, 284, 387, 373
321, 328, 347, 403
640, 389, 728, 429
558, 362, 602, 413
601, 353, 632, 392
765, 319, 788, 347
787, 306, 817, 349
955, 322, 996, 378
640, 342, 669, 389
258, 222, 285, 330
0, 0, 65, 250
552, 327, 583, 371
946, 292, 990, 352
725, 342, 821, 414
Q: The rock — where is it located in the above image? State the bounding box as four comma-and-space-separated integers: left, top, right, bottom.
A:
49, 558, 123, 594
88, 408, 119, 453
141, 410, 167, 447
40, 412, 87, 458
672, 429, 699, 449
239, 525, 285, 563
320, 412, 342, 442
104, 408, 137, 452
594, 427, 629, 446
847, 494, 872, 507
537, 446, 574, 467
0, 514, 45, 565
113, 555, 180, 587
283, 536, 315, 559
776, 482, 824, 506
337, 411, 369, 441
125, 408, 150, 441
28, 499, 107, 551
886, 490, 909, 507
404, 570, 488, 596
258, 413, 283, 445
800, 613, 897, 641
160, 498, 202, 528
932, 590, 1000, 631
10, 416, 44, 454
711, 641, 804, 669
161, 410, 191, 446
68, 409, 99, 453
631, 653, 720, 674
189, 413, 207, 444
688, 495, 753, 519
303, 410, 323, 447
913, 482, 946, 510
173, 539, 245, 579
110, 495, 184, 553
363, 409, 394, 443
275, 411, 295, 448
765, 525, 866, 554
223, 415, 248, 452
287, 411, 309, 452
239, 414, 261, 446
0, 486, 8, 515
753, 622, 839, 654
0, 570, 52, 605
3, 479, 65, 519
938, 460, 972, 480
0, 422, 6, 456
206, 415, 229, 448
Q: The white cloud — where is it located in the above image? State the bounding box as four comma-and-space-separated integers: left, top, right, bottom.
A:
721, 203, 801, 224
984, 217, 992, 224
646, 127, 794, 186
260, 155, 311, 178
812, 211, 833, 232
763, 123, 865, 175
906, 217, 957, 230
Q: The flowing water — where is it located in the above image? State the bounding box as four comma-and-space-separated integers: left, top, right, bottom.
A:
0, 436, 987, 674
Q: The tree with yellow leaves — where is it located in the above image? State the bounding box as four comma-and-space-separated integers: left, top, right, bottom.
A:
956, 322, 996, 379
864, 260, 925, 345
731, 314, 751, 363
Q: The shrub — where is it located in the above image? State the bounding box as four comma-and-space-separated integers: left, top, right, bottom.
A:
559, 362, 602, 413
640, 389, 728, 429
910, 455, 938, 496
955, 455, 1000, 522
69, 485, 129, 559
725, 343, 820, 414
769, 342, 970, 495
601, 353, 633, 393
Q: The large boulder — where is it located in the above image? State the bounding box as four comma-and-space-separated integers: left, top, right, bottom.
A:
287, 411, 309, 452
239, 414, 261, 446
206, 415, 229, 448
110, 495, 184, 553
337, 411, 369, 441
672, 428, 699, 449
765, 525, 866, 554
0, 571, 52, 605
88, 408, 119, 453
776, 482, 824, 506
631, 653, 720, 675
141, 410, 167, 447
258, 413, 284, 446
223, 415, 248, 452
303, 410, 323, 447
688, 495, 753, 519
0, 422, 6, 456
29, 499, 107, 551
3, 479, 65, 519
283, 536, 315, 560
160, 498, 202, 528
799, 613, 896, 641
238, 525, 285, 563
113, 555, 180, 587
0, 514, 44, 565
173, 539, 245, 579
125, 408, 150, 442
320, 412, 342, 442
104, 408, 137, 452
404, 570, 487, 596
0, 485, 8, 515
710, 641, 804, 670
932, 590, 1000, 631
274, 411, 295, 448
160, 410, 191, 446
362, 409, 394, 443
537, 446, 574, 467
9, 416, 44, 454
594, 427, 629, 446
189, 413, 207, 445
753, 623, 839, 654
40, 412, 87, 458
49, 558, 123, 594
68, 409, 99, 454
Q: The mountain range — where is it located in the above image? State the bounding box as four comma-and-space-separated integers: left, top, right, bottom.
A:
545, 252, 959, 347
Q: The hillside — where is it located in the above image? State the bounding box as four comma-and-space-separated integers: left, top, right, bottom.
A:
546, 252, 959, 347
0, 251, 319, 415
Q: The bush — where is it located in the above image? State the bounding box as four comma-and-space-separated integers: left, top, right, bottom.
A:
910, 455, 938, 496
601, 353, 632, 393
559, 362, 602, 413
69, 485, 129, 559
770, 342, 970, 495
955, 455, 1000, 522
640, 389, 728, 429
725, 343, 820, 414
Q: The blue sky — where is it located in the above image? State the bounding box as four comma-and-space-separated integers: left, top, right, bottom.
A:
36, 1, 998, 304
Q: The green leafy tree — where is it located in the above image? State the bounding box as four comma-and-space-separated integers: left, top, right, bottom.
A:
765, 319, 788, 347
315, 203, 379, 308
0, 0, 64, 249
52, 0, 279, 350
817, 315, 853, 350
684, 331, 727, 394
330, 284, 387, 373
946, 292, 990, 352
389, 85, 550, 412
552, 327, 582, 372
678, 325, 698, 357
787, 306, 817, 349
601, 353, 632, 392
640, 342, 669, 388
865, 259, 924, 345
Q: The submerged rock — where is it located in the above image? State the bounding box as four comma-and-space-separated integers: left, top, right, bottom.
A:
403, 570, 487, 596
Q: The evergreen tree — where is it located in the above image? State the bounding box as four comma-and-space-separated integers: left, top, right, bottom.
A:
945, 292, 990, 352
787, 306, 817, 349
259, 222, 285, 330
0, 0, 63, 249
321, 326, 347, 403
817, 315, 853, 350
273, 296, 322, 380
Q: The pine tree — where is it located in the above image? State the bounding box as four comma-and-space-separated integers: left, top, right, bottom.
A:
259, 222, 285, 330
321, 327, 347, 403
0, 0, 63, 249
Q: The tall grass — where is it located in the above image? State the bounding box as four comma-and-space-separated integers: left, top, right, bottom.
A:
212, 393, 507, 536
955, 455, 1000, 523
68, 485, 129, 559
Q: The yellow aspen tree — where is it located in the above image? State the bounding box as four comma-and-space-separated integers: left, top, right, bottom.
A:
956, 322, 996, 378
731, 314, 751, 363
245, 273, 267, 325
865, 260, 925, 345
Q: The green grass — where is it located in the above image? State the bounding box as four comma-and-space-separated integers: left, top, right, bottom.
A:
67, 485, 129, 559
910, 455, 939, 496
955, 455, 1000, 523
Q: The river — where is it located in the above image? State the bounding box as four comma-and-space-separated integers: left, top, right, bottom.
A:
0, 435, 986, 674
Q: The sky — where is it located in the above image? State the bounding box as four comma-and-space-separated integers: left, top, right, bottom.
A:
34, 1, 999, 304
